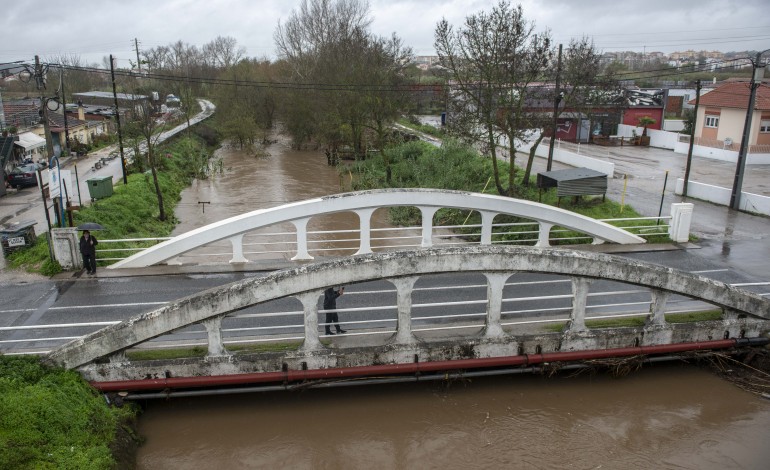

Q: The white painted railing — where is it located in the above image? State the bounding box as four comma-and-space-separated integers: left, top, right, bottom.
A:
107, 189, 645, 269
7, 279, 769, 356
94, 216, 671, 263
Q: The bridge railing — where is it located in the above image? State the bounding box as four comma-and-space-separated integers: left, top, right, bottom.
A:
11, 275, 757, 356
45, 247, 770, 370
92, 214, 671, 264
105, 189, 654, 269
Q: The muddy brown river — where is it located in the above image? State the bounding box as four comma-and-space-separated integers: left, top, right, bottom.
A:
136, 136, 770, 469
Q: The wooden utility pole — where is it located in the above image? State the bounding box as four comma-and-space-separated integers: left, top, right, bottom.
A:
730, 51, 765, 210
683, 79, 701, 197
134, 38, 142, 72
59, 67, 71, 155
547, 43, 563, 172
35, 56, 55, 159
110, 54, 128, 184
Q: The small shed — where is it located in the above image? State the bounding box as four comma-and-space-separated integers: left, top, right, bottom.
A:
537, 168, 608, 202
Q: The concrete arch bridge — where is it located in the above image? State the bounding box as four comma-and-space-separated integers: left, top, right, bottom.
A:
106, 188, 666, 269
47, 246, 770, 396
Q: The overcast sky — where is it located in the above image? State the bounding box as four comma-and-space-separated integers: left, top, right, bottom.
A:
1, 0, 769, 66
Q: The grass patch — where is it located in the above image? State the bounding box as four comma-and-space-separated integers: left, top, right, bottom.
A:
543, 309, 724, 332
397, 117, 446, 138
0, 355, 137, 469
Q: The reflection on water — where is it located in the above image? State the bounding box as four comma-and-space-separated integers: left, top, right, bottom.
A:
136, 364, 770, 469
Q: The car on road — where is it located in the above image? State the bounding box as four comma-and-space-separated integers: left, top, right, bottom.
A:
6, 163, 42, 189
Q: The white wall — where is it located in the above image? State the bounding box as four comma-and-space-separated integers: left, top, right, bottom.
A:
616, 124, 678, 150
672, 140, 770, 164
521, 139, 615, 176
664, 119, 685, 132
675, 178, 770, 216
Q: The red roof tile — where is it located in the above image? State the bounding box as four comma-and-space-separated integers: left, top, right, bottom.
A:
690, 81, 770, 110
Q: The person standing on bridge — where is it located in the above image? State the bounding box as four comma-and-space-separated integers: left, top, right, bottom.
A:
323, 286, 346, 335
79, 230, 98, 276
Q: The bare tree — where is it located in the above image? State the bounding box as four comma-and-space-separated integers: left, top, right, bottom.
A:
435, 1, 551, 197
521, 37, 618, 185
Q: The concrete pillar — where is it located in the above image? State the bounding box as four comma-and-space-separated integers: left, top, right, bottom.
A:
418, 206, 439, 248
228, 234, 247, 263
202, 317, 229, 358
567, 277, 593, 332
390, 276, 419, 344
291, 217, 314, 260
646, 289, 670, 326
668, 203, 694, 243
479, 211, 496, 246
51, 228, 82, 270
354, 208, 377, 255
483, 272, 509, 338
296, 291, 324, 351
535, 222, 553, 247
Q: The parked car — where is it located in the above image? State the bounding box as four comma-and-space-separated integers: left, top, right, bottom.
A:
6, 163, 42, 189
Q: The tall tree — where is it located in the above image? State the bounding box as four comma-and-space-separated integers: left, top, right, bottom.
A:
521, 37, 619, 185
435, 1, 551, 197
274, 0, 411, 156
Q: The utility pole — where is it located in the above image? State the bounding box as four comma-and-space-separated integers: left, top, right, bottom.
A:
59, 67, 71, 156
547, 43, 563, 172
35, 56, 65, 227
134, 38, 142, 73
110, 54, 128, 184
730, 51, 765, 210
35, 56, 55, 159
683, 79, 701, 197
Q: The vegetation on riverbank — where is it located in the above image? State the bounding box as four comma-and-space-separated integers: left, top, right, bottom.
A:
345, 139, 669, 244
0, 355, 138, 469
6, 128, 220, 273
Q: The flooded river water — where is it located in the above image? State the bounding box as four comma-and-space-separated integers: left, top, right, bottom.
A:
135, 136, 770, 468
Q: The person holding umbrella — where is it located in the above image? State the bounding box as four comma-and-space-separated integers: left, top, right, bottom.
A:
78, 227, 99, 276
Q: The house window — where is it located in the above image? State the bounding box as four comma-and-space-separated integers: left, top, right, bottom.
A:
705, 115, 719, 128
760, 120, 770, 133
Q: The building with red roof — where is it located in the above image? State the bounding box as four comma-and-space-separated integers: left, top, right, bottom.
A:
690, 79, 770, 149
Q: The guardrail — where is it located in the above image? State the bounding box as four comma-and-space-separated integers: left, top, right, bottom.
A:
93, 216, 670, 263
9, 276, 766, 356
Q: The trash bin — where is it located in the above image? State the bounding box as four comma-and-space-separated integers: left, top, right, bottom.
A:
0, 220, 37, 257
86, 176, 114, 201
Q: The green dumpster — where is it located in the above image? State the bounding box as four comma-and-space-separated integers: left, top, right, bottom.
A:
86, 176, 114, 201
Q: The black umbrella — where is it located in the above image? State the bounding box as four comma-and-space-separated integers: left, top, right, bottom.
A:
77, 222, 105, 231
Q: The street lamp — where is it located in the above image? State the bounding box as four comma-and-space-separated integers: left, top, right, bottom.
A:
729, 49, 769, 210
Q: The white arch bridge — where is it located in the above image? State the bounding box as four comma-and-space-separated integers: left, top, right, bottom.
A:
48, 246, 770, 392
108, 189, 653, 269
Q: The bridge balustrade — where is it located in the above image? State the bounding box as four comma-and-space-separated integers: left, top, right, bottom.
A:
108, 189, 646, 269
46, 246, 770, 370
